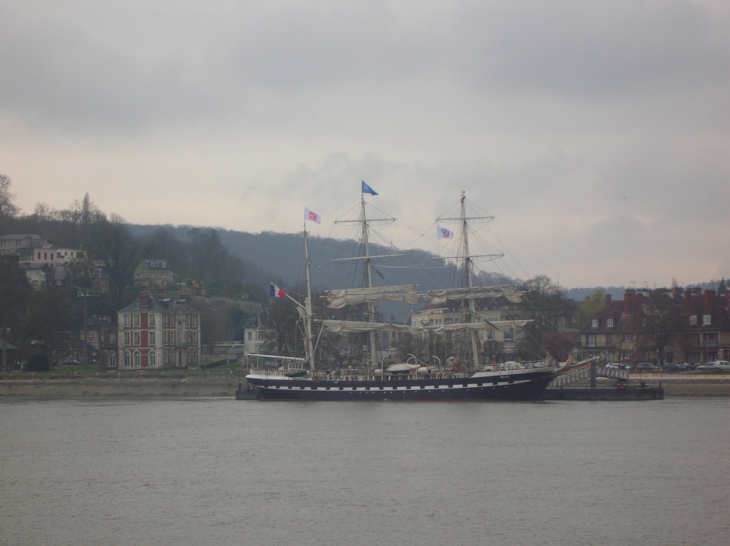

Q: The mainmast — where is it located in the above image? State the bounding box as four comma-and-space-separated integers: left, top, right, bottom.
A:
333, 185, 400, 370
359, 194, 379, 370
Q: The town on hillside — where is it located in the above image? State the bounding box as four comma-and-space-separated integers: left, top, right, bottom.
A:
1, 185, 729, 373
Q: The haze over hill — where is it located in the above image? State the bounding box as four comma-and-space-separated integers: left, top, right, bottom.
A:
130, 224, 726, 308
129, 224, 514, 297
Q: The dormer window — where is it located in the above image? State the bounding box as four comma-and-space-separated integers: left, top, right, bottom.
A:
591, 319, 598, 328
689, 315, 697, 326
703, 315, 712, 326
607, 319, 614, 328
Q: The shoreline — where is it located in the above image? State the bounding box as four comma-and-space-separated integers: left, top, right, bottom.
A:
1, 373, 729, 398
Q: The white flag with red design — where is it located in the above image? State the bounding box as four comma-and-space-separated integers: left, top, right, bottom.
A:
305, 207, 321, 224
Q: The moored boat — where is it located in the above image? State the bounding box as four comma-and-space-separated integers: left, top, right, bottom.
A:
244, 185, 586, 401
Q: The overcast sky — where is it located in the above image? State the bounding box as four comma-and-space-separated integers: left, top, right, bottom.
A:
2, 0, 729, 289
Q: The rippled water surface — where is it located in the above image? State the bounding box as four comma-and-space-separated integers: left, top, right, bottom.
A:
1, 398, 729, 546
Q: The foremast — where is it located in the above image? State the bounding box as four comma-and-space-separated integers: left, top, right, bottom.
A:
303, 222, 316, 370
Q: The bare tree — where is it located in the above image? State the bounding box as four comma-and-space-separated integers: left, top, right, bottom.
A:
0, 174, 20, 218
86, 216, 147, 310
0, 257, 32, 371
629, 290, 688, 365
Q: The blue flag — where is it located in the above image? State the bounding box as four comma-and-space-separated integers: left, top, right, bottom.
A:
361, 181, 378, 195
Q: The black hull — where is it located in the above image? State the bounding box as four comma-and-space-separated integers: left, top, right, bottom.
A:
245, 372, 553, 401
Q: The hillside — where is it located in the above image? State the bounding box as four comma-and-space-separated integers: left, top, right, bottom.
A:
128, 224, 514, 295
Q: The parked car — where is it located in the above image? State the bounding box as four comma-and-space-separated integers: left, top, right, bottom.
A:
662, 363, 682, 372
698, 362, 718, 371
635, 362, 658, 372
715, 360, 730, 371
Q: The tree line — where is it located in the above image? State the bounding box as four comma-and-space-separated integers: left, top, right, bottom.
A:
0, 175, 267, 370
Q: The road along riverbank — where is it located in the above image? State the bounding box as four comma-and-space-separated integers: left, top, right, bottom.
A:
1, 372, 728, 398
0, 371, 246, 397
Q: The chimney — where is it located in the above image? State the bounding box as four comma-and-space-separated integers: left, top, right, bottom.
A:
623, 290, 634, 314
606, 294, 612, 308
704, 290, 715, 314
635, 292, 644, 312
684, 290, 692, 309
725, 292, 730, 311
140, 291, 151, 309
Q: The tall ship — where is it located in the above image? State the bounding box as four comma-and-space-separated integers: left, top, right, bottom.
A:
244, 185, 587, 401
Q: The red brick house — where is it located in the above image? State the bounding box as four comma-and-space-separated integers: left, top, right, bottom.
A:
117, 292, 201, 369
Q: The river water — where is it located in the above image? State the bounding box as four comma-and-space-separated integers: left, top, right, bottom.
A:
1, 397, 728, 546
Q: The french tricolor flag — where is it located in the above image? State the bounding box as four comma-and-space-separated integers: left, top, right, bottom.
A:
270, 283, 286, 298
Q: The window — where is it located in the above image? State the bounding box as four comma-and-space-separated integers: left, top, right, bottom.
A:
587, 335, 596, 347
689, 315, 697, 325
149, 351, 156, 367
134, 351, 141, 367
149, 332, 156, 345
591, 319, 598, 328
703, 315, 712, 326
504, 329, 513, 341
133, 332, 140, 346
607, 319, 614, 328
247, 332, 252, 341
133, 314, 140, 327
110, 333, 116, 344
109, 352, 116, 368
149, 314, 155, 326
124, 351, 131, 367
150, 271, 155, 278
124, 332, 130, 346
623, 333, 632, 342
124, 314, 130, 327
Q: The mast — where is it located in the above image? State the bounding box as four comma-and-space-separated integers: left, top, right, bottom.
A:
459, 192, 481, 371
437, 192, 501, 371
303, 222, 316, 370
333, 189, 399, 371
360, 194, 378, 370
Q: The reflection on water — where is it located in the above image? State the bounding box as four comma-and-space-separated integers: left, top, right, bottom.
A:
1, 398, 728, 546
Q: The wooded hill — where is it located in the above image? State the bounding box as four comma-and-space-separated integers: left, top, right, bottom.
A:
128, 224, 515, 303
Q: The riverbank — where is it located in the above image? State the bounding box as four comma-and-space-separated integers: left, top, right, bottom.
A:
1, 372, 729, 398
0, 372, 245, 397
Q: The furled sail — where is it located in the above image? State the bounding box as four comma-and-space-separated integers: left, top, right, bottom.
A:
322, 319, 530, 335
321, 320, 413, 333
324, 284, 422, 308
427, 285, 524, 305
411, 319, 530, 334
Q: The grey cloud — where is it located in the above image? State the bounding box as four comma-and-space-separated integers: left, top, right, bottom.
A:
450, 0, 730, 97
3, 1, 729, 134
